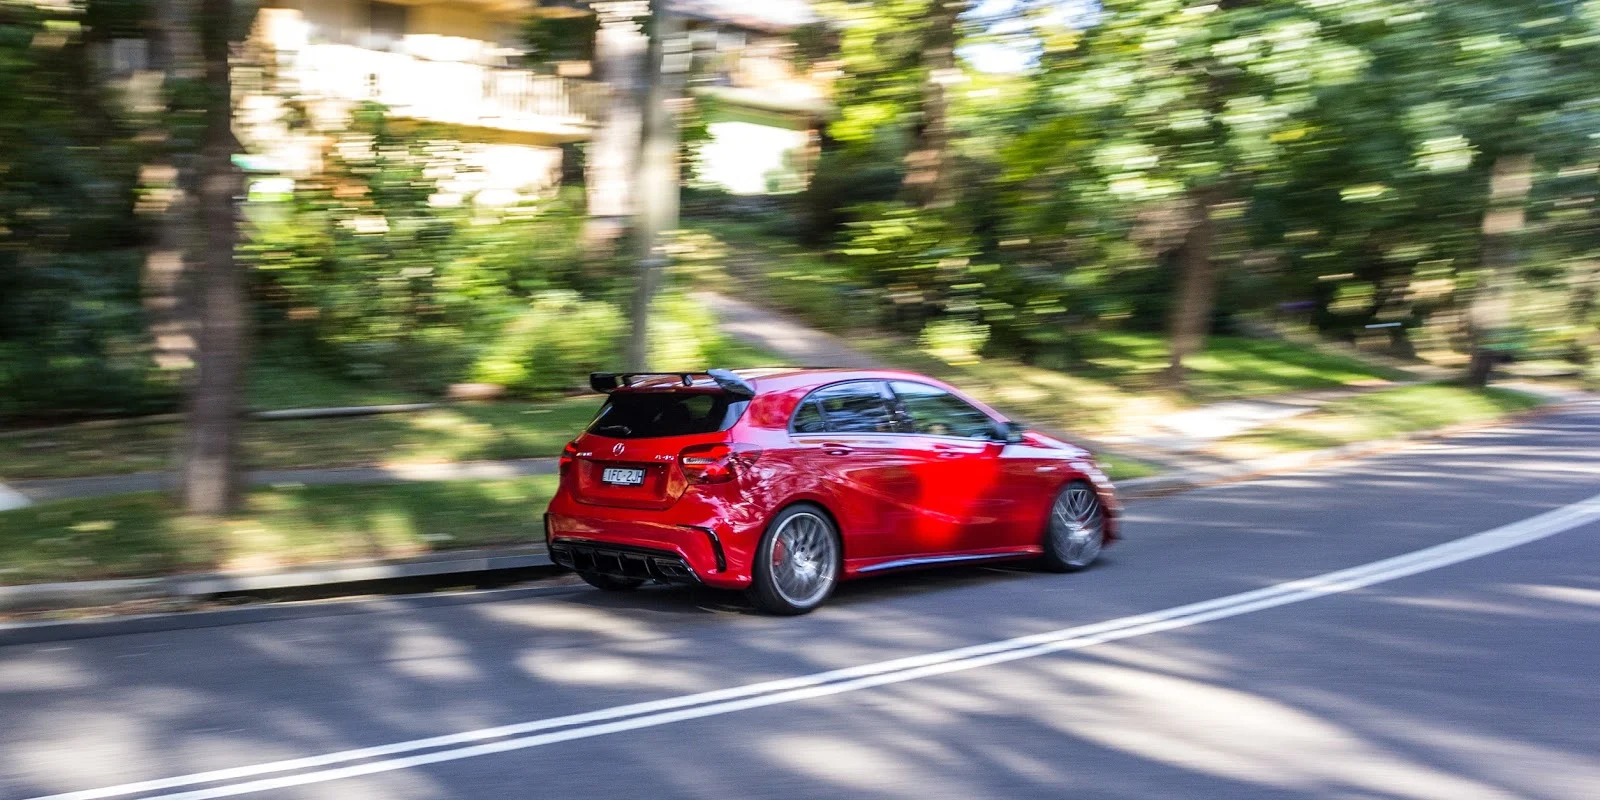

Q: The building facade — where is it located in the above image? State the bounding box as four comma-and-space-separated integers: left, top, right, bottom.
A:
232, 0, 826, 203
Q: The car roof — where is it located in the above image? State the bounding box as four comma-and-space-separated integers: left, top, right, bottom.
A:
601, 367, 965, 397
734, 367, 948, 394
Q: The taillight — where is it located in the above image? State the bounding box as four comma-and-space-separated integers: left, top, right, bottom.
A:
679, 443, 762, 484
559, 441, 578, 476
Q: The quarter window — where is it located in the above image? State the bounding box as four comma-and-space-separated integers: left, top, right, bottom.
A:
890, 381, 997, 440
810, 381, 898, 434
791, 399, 826, 433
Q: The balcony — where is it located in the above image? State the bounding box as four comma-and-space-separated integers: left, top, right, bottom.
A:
286, 43, 604, 138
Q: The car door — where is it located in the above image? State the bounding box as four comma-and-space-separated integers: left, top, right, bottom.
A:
887, 381, 1011, 555
787, 381, 921, 563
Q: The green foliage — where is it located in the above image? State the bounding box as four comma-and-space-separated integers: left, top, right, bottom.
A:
0, 477, 559, 585
244, 106, 597, 394
0, 396, 606, 480
0, 0, 167, 421
521, 12, 598, 65
466, 285, 765, 397
7, 0, 1600, 430
919, 318, 990, 366
471, 290, 626, 395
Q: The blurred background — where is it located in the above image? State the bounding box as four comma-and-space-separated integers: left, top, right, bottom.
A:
2, 0, 1598, 587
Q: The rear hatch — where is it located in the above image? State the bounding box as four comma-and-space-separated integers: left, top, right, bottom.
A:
570, 385, 750, 510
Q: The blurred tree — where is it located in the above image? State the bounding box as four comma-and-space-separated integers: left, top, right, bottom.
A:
626, 0, 687, 370
903, 0, 970, 209
584, 1, 648, 256
179, 0, 246, 514
0, 0, 163, 420
817, 0, 973, 209
140, 0, 200, 381
1058, 0, 1370, 386
247, 106, 506, 388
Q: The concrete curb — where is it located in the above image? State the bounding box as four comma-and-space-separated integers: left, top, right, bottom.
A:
0, 581, 586, 647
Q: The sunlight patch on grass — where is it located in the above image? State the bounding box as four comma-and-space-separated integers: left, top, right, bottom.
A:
1097, 454, 1160, 481
1213, 384, 1545, 459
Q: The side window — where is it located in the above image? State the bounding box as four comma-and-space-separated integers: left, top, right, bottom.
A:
811, 382, 897, 434
790, 399, 826, 433
890, 381, 998, 440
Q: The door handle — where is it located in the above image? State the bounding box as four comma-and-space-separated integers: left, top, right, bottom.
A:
821, 442, 853, 456
936, 450, 963, 459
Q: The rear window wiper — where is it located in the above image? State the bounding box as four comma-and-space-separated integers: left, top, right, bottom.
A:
594, 424, 632, 436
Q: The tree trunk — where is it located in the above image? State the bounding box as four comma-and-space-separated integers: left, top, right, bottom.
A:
902, 0, 967, 209
181, 0, 246, 515
141, 0, 203, 378
1466, 154, 1532, 387
1166, 191, 1220, 387
626, 3, 687, 372
583, 3, 648, 258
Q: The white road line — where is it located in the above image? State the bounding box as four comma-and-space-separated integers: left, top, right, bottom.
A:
31, 490, 1600, 800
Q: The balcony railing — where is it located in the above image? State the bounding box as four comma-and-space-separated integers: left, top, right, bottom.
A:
289, 44, 604, 135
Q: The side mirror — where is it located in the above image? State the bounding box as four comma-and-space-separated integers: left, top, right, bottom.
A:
998, 421, 1026, 445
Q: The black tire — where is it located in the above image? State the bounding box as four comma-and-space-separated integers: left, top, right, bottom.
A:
747, 503, 841, 616
1041, 480, 1107, 573
579, 572, 646, 592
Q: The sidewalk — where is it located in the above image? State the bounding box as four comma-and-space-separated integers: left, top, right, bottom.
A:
693, 291, 884, 369
1106, 383, 1414, 454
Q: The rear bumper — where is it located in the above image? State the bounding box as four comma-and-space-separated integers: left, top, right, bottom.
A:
549, 539, 702, 585
545, 494, 756, 589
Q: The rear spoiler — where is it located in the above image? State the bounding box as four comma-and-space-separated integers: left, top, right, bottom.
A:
589, 369, 757, 398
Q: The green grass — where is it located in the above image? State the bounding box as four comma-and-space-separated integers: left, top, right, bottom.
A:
0, 477, 559, 586
0, 332, 790, 481
1070, 332, 1409, 402
0, 397, 604, 481
246, 359, 428, 410
1096, 453, 1160, 481
1215, 384, 1546, 458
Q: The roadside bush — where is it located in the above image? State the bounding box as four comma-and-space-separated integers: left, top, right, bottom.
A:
919, 318, 990, 366
471, 291, 626, 396
245, 106, 599, 393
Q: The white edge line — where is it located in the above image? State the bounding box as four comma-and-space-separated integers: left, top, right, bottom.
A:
30, 491, 1600, 800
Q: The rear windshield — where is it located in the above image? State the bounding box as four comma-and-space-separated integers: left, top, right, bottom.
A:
587, 392, 749, 439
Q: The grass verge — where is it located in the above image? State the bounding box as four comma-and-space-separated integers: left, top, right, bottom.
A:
0, 398, 602, 480
0, 477, 558, 586
846, 331, 1403, 444
1210, 384, 1546, 459
1096, 454, 1160, 481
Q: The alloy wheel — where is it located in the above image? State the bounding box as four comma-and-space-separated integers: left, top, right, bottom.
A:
1051, 484, 1105, 569
769, 511, 839, 608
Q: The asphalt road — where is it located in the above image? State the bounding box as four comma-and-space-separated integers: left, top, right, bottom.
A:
2, 400, 1598, 800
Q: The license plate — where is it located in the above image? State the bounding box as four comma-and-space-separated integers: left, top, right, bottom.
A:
601, 467, 646, 486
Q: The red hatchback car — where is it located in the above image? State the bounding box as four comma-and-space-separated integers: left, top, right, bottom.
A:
545, 368, 1120, 614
